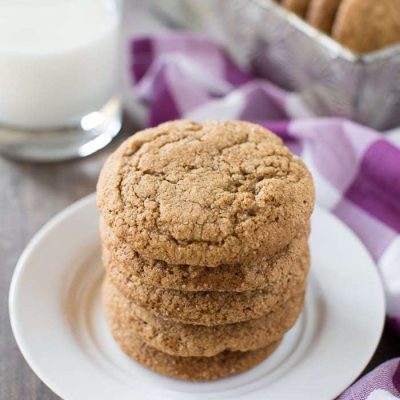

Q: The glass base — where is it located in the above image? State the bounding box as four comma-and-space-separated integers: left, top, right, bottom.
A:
0, 97, 122, 162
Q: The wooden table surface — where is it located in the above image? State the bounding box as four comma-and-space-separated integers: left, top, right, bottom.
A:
1, 118, 400, 399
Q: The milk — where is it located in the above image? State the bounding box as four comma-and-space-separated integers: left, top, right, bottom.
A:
0, 0, 119, 129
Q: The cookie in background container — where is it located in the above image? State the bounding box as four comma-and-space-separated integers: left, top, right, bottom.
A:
332, 0, 400, 53
306, 0, 342, 33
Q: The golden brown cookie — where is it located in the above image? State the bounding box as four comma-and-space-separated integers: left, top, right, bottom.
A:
332, 0, 400, 53
97, 120, 314, 267
282, 0, 311, 17
307, 0, 342, 33
101, 217, 310, 292
103, 278, 304, 357
105, 251, 309, 326
112, 334, 281, 381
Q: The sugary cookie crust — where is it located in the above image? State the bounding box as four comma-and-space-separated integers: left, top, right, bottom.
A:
105, 251, 309, 326
101, 217, 310, 292
103, 278, 304, 357
97, 120, 314, 267
110, 334, 281, 381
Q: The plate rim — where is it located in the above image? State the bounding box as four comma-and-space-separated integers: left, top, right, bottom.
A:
9, 193, 386, 400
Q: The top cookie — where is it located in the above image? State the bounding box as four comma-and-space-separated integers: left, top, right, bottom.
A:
97, 120, 314, 267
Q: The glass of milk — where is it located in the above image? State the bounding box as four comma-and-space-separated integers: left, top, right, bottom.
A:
0, 0, 122, 162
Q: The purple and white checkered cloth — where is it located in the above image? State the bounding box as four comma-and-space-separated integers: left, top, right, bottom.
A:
128, 33, 400, 399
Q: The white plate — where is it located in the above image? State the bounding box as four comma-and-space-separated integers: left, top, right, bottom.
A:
9, 194, 385, 400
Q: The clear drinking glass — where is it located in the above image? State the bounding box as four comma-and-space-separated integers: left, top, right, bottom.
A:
0, 0, 122, 162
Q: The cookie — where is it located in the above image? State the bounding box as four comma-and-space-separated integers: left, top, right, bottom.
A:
97, 120, 314, 267
101, 218, 310, 292
332, 0, 400, 53
105, 251, 309, 326
307, 0, 342, 33
112, 334, 281, 381
103, 278, 304, 357
282, 0, 311, 17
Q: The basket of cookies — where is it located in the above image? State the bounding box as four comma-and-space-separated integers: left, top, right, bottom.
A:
220, 0, 400, 130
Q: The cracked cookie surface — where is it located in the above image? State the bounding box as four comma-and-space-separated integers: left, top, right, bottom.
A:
103, 278, 304, 357
97, 120, 314, 267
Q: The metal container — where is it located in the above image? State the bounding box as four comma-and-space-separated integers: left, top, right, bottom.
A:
148, 0, 222, 33
220, 0, 400, 130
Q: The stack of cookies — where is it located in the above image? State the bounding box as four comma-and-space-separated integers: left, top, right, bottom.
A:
277, 0, 400, 53
97, 120, 315, 381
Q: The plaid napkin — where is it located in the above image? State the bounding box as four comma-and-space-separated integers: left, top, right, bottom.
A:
129, 33, 400, 399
